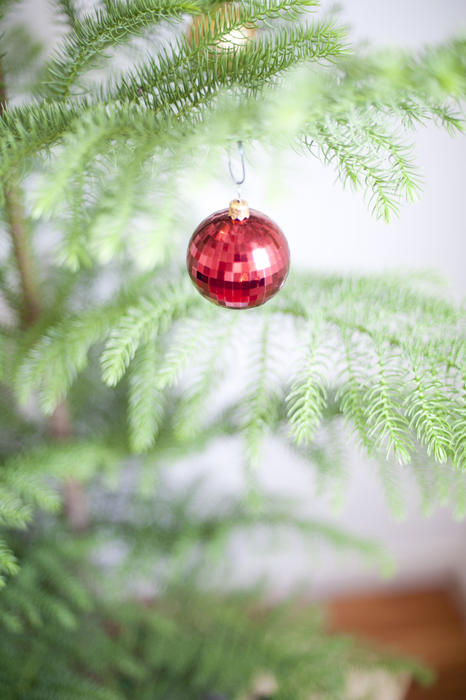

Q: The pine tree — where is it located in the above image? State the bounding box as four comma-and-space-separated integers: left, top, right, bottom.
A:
0, 1, 465, 697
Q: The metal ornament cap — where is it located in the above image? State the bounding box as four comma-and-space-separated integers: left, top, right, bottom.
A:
228, 198, 250, 221
187, 203, 290, 309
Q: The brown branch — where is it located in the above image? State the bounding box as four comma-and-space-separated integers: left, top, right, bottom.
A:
3, 184, 42, 324
0, 63, 41, 326
50, 400, 89, 532
0, 59, 88, 531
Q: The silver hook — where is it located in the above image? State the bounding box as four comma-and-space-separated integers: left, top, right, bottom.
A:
228, 140, 246, 200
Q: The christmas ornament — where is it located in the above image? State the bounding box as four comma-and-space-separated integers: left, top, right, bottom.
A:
187, 2, 256, 52
186, 143, 290, 309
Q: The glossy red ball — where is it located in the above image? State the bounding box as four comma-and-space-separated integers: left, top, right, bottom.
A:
187, 208, 290, 309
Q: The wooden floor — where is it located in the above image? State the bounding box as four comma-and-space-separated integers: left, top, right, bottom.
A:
329, 587, 466, 700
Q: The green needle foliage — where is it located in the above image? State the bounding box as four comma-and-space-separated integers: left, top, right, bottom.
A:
14, 272, 463, 470
0, 0, 465, 696
43, 1, 201, 99
128, 340, 165, 451
0, 529, 428, 700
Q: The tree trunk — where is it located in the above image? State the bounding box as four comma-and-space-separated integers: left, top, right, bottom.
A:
1, 59, 88, 532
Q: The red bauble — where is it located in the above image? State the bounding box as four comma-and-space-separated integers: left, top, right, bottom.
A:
187, 201, 290, 309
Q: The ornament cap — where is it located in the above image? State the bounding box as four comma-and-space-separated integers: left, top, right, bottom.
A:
228, 199, 250, 221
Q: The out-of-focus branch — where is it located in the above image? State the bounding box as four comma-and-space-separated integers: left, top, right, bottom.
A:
0, 59, 88, 531
0, 63, 41, 326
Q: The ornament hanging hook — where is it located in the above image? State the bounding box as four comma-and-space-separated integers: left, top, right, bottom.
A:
228, 140, 246, 200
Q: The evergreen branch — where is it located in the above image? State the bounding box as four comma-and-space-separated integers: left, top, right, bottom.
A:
32, 107, 126, 217
15, 277, 152, 413
52, 0, 78, 29
128, 341, 165, 452
101, 279, 197, 387
2, 457, 60, 512
173, 315, 239, 438
154, 315, 214, 391
84, 142, 163, 267
0, 39, 463, 225
42, 0, 199, 99
0, 536, 95, 641
114, 0, 326, 101
57, 174, 90, 271
286, 319, 327, 444
0, 263, 24, 320
364, 340, 414, 464
453, 411, 466, 472
242, 316, 279, 472
336, 330, 374, 451
0, 540, 18, 587
0, 488, 32, 529
376, 455, 406, 520
114, 20, 345, 107
31, 102, 167, 218
0, 527, 427, 697
2, 440, 123, 494
285, 272, 460, 337
303, 120, 422, 221
0, 448, 66, 586
452, 368, 466, 471
0, 99, 84, 179
201, 0, 319, 26
404, 342, 455, 463
16, 308, 113, 413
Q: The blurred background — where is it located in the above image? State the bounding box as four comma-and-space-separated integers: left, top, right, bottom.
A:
12, 0, 466, 602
